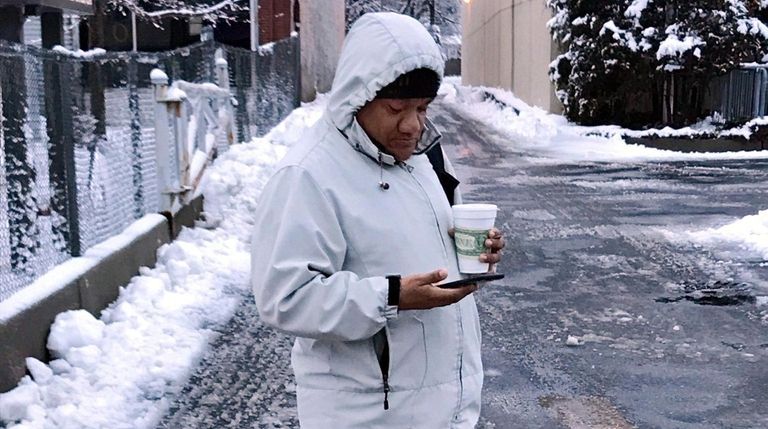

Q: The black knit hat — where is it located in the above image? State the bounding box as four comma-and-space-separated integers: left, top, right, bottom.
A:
375, 68, 440, 99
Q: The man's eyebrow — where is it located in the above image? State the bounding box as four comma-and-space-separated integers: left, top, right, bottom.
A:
386, 100, 406, 108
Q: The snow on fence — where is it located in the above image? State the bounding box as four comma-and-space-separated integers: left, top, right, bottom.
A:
0, 37, 300, 302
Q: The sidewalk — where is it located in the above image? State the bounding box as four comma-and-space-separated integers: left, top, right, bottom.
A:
157, 296, 297, 428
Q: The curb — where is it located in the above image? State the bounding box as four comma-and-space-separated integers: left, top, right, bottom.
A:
623, 135, 767, 153
0, 195, 204, 393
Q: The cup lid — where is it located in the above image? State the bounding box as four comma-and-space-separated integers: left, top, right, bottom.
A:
452, 204, 498, 219
452, 203, 498, 213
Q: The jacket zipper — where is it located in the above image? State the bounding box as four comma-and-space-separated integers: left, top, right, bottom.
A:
404, 162, 466, 418
382, 333, 391, 410
373, 328, 391, 410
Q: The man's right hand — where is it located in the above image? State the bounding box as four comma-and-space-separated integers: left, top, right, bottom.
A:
398, 269, 477, 310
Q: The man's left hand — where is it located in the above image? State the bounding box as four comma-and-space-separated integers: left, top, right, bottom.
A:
448, 227, 505, 272
480, 228, 505, 272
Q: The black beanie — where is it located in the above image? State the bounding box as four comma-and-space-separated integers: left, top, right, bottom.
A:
375, 68, 440, 99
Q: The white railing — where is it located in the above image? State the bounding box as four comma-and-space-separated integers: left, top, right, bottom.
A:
150, 49, 236, 213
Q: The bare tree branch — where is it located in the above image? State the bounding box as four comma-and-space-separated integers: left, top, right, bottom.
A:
108, 0, 245, 22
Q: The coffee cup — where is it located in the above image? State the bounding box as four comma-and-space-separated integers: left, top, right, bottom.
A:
452, 203, 498, 273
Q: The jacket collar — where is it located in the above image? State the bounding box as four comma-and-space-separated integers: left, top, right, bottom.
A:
342, 116, 443, 166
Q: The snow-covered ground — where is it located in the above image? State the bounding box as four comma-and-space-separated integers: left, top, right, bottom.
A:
2, 78, 768, 427
440, 76, 768, 163
439, 76, 768, 261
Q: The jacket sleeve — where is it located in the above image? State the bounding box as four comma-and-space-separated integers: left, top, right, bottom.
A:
251, 165, 397, 342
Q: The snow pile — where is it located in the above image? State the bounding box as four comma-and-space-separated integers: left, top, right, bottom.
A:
685, 210, 768, 261
0, 99, 325, 429
440, 77, 768, 163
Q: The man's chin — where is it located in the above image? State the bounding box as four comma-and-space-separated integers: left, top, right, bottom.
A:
394, 148, 417, 162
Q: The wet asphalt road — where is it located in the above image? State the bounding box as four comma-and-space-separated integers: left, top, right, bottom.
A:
158, 101, 768, 429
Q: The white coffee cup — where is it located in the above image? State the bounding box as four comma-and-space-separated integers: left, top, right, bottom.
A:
452, 203, 498, 273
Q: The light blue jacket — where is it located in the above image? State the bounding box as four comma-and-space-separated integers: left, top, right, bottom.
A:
251, 12, 482, 428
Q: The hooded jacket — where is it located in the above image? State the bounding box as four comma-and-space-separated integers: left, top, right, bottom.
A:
251, 12, 482, 428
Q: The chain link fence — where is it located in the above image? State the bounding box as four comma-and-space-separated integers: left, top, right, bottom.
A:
0, 37, 300, 302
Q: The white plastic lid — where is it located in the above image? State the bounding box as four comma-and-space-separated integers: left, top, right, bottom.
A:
452, 203, 498, 218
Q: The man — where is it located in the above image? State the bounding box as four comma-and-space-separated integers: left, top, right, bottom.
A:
251, 12, 504, 428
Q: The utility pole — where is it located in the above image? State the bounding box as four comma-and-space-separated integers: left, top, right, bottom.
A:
131, 11, 137, 52
250, 0, 259, 51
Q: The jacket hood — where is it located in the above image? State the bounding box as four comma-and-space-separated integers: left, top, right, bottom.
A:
327, 12, 445, 133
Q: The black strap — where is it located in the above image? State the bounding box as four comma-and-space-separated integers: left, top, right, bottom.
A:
425, 142, 460, 205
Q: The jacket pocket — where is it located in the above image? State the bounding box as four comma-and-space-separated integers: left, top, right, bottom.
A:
328, 337, 384, 391
387, 314, 428, 390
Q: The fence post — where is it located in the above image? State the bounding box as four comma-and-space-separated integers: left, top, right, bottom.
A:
215, 48, 230, 91
294, 33, 302, 110
45, 56, 80, 257
754, 68, 766, 117
0, 76, 7, 278
215, 49, 236, 146
170, 89, 190, 196
151, 68, 173, 213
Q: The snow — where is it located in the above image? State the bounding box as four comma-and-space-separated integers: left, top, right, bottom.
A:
565, 335, 582, 346
685, 210, 768, 260
439, 77, 768, 263
656, 34, 705, 60
600, 20, 640, 52
439, 76, 768, 163
174, 80, 228, 99
0, 98, 325, 429
0, 215, 167, 324
143, 0, 235, 18
258, 42, 275, 55
625, 0, 650, 19
51, 46, 107, 58
2, 75, 767, 427
164, 87, 187, 102
150, 68, 169, 83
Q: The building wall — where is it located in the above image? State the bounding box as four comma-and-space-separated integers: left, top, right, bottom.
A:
462, 0, 561, 113
299, 0, 344, 102
259, 0, 294, 44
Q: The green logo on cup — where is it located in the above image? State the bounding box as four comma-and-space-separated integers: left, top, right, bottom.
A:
454, 227, 487, 257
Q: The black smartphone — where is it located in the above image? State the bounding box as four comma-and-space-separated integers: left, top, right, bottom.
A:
437, 273, 505, 289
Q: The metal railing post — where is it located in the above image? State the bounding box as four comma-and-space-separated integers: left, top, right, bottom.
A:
151, 68, 173, 212
171, 91, 190, 196
215, 48, 236, 146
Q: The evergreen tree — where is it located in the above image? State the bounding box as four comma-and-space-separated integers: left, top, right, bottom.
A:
548, 0, 768, 126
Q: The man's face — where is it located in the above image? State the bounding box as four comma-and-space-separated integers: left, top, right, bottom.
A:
356, 97, 433, 162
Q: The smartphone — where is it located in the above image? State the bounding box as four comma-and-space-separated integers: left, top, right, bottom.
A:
437, 273, 505, 289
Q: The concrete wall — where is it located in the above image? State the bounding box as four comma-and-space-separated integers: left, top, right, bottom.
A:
299, 0, 345, 102
462, 0, 561, 113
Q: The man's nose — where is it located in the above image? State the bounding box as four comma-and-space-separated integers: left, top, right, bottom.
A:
398, 111, 423, 135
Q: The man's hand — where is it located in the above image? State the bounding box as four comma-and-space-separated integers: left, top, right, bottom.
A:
398, 269, 477, 310
448, 227, 506, 272
480, 228, 505, 272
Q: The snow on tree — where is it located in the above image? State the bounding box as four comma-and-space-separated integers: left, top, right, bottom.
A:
548, 0, 768, 127
108, 0, 244, 22
346, 0, 385, 30
345, 0, 462, 59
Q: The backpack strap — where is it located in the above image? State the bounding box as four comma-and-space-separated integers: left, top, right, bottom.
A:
425, 142, 460, 206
